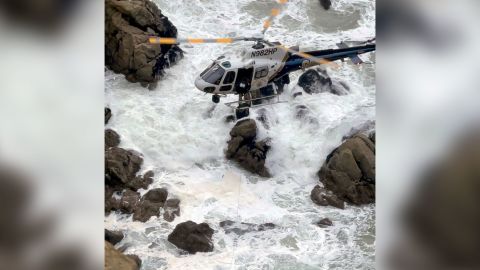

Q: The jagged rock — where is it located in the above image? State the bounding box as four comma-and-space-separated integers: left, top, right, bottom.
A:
132, 199, 162, 222
105, 0, 183, 85
105, 147, 143, 188
310, 185, 345, 209
318, 133, 375, 205
316, 218, 333, 228
298, 68, 349, 95
105, 107, 112, 124
143, 188, 168, 204
105, 229, 124, 245
219, 220, 275, 235
163, 198, 180, 222
168, 221, 214, 254
128, 170, 154, 190
105, 129, 121, 148
319, 0, 332, 10
105, 241, 138, 270
226, 119, 271, 177
119, 190, 141, 214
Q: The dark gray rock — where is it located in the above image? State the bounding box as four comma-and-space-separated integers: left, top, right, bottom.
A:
310, 185, 345, 209
105, 229, 124, 245
119, 190, 141, 214
298, 68, 349, 95
167, 221, 214, 254
143, 188, 168, 204
105, 147, 143, 188
105, 129, 121, 148
128, 170, 154, 190
226, 119, 271, 177
105, 107, 112, 124
319, 0, 332, 10
132, 199, 162, 222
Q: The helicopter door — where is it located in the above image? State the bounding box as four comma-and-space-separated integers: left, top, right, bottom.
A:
235, 67, 254, 94
220, 71, 236, 92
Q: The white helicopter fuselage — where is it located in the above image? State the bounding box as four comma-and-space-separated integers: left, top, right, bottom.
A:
194, 44, 289, 96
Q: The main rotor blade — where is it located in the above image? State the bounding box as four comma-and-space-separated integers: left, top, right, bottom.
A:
262, 0, 288, 35
148, 37, 262, 45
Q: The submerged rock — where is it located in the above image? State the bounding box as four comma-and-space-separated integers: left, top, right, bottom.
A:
318, 133, 375, 205
105, 229, 124, 245
219, 220, 275, 235
105, 0, 183, 85
319, 0, 332, 10
168, 221, 214, 254
316, 218, 333, 228
226, 119, 271, 177
105, 129, 121, 148
105, 241, 138, 270
310, 185, 345, 209
298, 68, 349, 95
163, 198, 180, 222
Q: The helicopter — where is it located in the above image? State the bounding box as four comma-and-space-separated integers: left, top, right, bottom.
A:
149, 0, 375, 119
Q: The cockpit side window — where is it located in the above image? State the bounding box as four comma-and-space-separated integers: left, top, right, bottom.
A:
223, 71, 236, 85
202, 64, 225, 85
255, 67, 269, 79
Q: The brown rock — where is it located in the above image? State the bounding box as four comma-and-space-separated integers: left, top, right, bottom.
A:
105, 241, 138, 270
105, 129, 121, 148
316, 218, 333, 228
143, 188, 168, 204
167, 221, 214, 254
105, 147, 143, 188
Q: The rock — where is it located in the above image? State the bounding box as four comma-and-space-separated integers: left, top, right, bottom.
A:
128, 170, 154, 190
105, 0, 183, 85
292, 92, 303, 98
105, 186, 121, 213
316, 218, 333, 228
105, 129, 121, 148
119, 190, 141, 214
143, 188, 168, 204
132, 199, 162, 222
163, 198, 180, 222
224, 115, 236, 123
342, 120, 375, 141
298, 68, 349, 95
105, 107, 112, 124
167, 221, 214, 254
105, 241, 138, 270
105, 229, 124, 245
105, 147, 143, 188
219, 220, 275, 235
319, 0, 332, 10
318, 134, 375, 205
310, 185, 345, 209
226, 119, 271, 177
126, 254, 142, 268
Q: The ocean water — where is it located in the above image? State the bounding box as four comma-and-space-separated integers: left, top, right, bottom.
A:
105, 0, 375, 269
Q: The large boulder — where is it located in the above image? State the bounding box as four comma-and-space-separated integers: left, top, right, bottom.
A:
298, 68, 349, 95
105, 229, 124, 245
105, 0, 183, 86
167, 221, 214, 254
105, 241, 138, 270
226, 119, 271, 177
317, 134, 375, 205
105, 147, 143, 188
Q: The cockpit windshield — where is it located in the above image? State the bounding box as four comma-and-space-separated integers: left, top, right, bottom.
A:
201, 63, 225, 85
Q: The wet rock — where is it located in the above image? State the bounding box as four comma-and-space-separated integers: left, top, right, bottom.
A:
105, 107, 112, 124
105, 186, 121, 213
105, 147, 143, 188
105, 129, 121, 148
163, 198, 180, 222
298, 68, 349, 95
119, 190, 141, 214
105, 0, 183, 85
143, 188, 168, 204
316, 218, 333, 228
342, 121, 375, 141
292, 92, 303, 98
105, 241, 138, 270
310, 185, 345, 209
219, 220, 275, 235
319, 0, 332, 10
167, 221, 214, 254
318, 133, 375, 205
224, 115, 236, 123
126, 254, 142, 268
105, 229, 124, 245
132, 199, 162, 222
128, 170, 154, 190
226, 119, 271, 177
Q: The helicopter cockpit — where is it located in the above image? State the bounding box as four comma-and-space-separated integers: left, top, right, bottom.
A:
195, 59, 243, 95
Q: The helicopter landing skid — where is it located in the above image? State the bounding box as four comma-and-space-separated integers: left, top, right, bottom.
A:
224, 93, 287, 109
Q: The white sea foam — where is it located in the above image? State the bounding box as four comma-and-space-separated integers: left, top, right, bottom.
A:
105, 0, 375, 269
